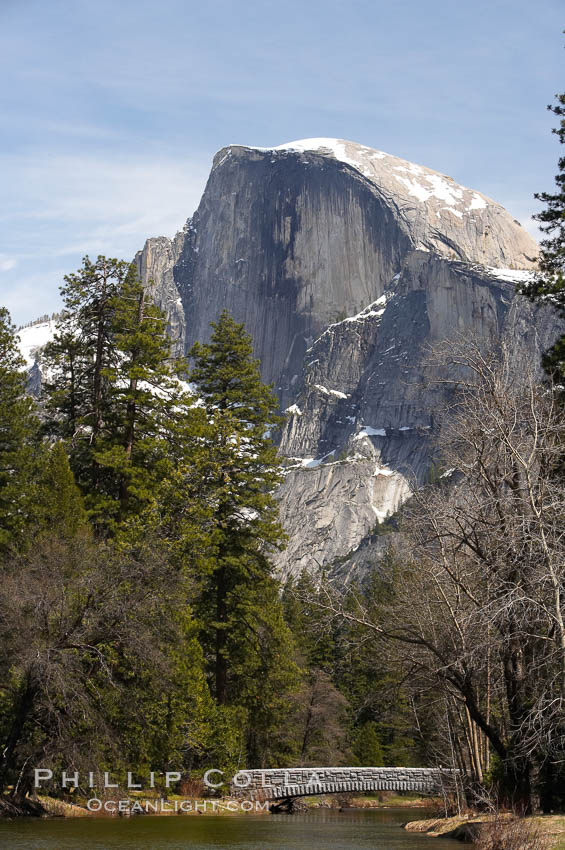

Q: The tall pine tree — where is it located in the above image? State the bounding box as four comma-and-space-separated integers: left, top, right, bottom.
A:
0, 309, 37, 552
521, 92, 565, 377
42, 257, 187, 533
44, 256, 128, 439
92, 266, 186, 528
189, 310, 285, 705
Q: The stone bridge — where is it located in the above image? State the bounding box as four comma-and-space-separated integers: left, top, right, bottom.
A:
230, 767, 459, 802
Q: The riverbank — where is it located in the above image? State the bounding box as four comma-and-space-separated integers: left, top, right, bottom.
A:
2, 795, 272, 819
1, 791, 432, 819
405, 813, 565, 848
0, 797, 46, 818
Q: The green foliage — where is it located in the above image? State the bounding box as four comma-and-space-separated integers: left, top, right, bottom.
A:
102, 613, 215, 779
42, 257, 188, 534
372, 515, 398, 535
0, 534, 215, 794
189, 311, 287, 708
521, 93, 565, 378
34, 442, 88, 539
228, 577, 301, 767
352, 721, 385, 766
94, 269, 185, 526
42, 255, 128, 441
0, 308, 38, 551
283, 565, 425, 770
0, 264, 430, 793
283, 572, 342, 671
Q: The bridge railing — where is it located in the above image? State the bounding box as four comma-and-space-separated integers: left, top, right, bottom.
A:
230, 766, 460, 800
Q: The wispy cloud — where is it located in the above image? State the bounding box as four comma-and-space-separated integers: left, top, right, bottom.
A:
1, 150, 211, 324
3, 151, 209, 230
0, 256, 17, 272
1, 0, 562, 327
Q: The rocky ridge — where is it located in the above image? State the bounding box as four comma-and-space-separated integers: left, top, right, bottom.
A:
20, 139, 558, 578
134, 139, 558, 577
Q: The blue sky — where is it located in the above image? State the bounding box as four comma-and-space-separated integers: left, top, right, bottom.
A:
1, 0, 563, 325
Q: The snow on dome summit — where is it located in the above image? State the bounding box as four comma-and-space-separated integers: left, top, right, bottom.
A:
218, 138, 538, 270
228, 138, 497, 219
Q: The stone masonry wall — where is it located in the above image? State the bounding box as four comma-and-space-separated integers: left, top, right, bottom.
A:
231, 767, 458, 799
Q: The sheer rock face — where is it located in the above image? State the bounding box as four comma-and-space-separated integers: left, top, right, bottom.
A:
135, 139, 556, 578
134, 233, 186, 357
136, 140, 537, 403
277, 256, 559, 577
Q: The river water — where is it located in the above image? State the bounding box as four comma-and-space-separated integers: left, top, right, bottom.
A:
0, 807, 461, 849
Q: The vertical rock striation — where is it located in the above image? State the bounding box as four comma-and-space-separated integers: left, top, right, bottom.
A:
134, 138, 558, 577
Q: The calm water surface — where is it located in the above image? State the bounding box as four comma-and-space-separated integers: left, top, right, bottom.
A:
0, 807, 461, 849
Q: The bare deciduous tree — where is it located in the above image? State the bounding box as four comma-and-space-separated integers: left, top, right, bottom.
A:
311, 340, 565, 812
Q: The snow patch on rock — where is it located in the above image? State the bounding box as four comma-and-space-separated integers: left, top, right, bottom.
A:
485, 267, 535, 284
285, 403, 303, 416
17, 321, 56, 368
354, 426, 387, 439
314, 384, 349, 399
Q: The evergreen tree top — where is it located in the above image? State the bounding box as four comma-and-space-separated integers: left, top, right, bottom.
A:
1, 308, 28, 383
189, 310, 282, 429
520, 92, 565, 379
519, 95, 564, 303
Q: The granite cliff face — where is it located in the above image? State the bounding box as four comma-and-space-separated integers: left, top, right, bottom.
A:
136, 140, 537, 400
276, 258, 558, 575
135, 138, 558, 578
134, 233, 186, 357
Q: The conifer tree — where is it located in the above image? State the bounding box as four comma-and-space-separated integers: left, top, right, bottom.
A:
189, 310, 285, 705
521, 92, 565, 377
44, 255, 128, 439
92, 266, 185, 528
35, 442, 88, 539
0, 308, 37, 551
225, 575, 300, 766
353, 721, 385, 767
42, 257, 186, 533
42, 256, 128, 516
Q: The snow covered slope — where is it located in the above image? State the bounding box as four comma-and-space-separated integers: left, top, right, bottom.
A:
17, 321, 56, 368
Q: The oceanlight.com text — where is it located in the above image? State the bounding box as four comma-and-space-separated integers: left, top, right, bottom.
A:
86, 799, 270, 814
